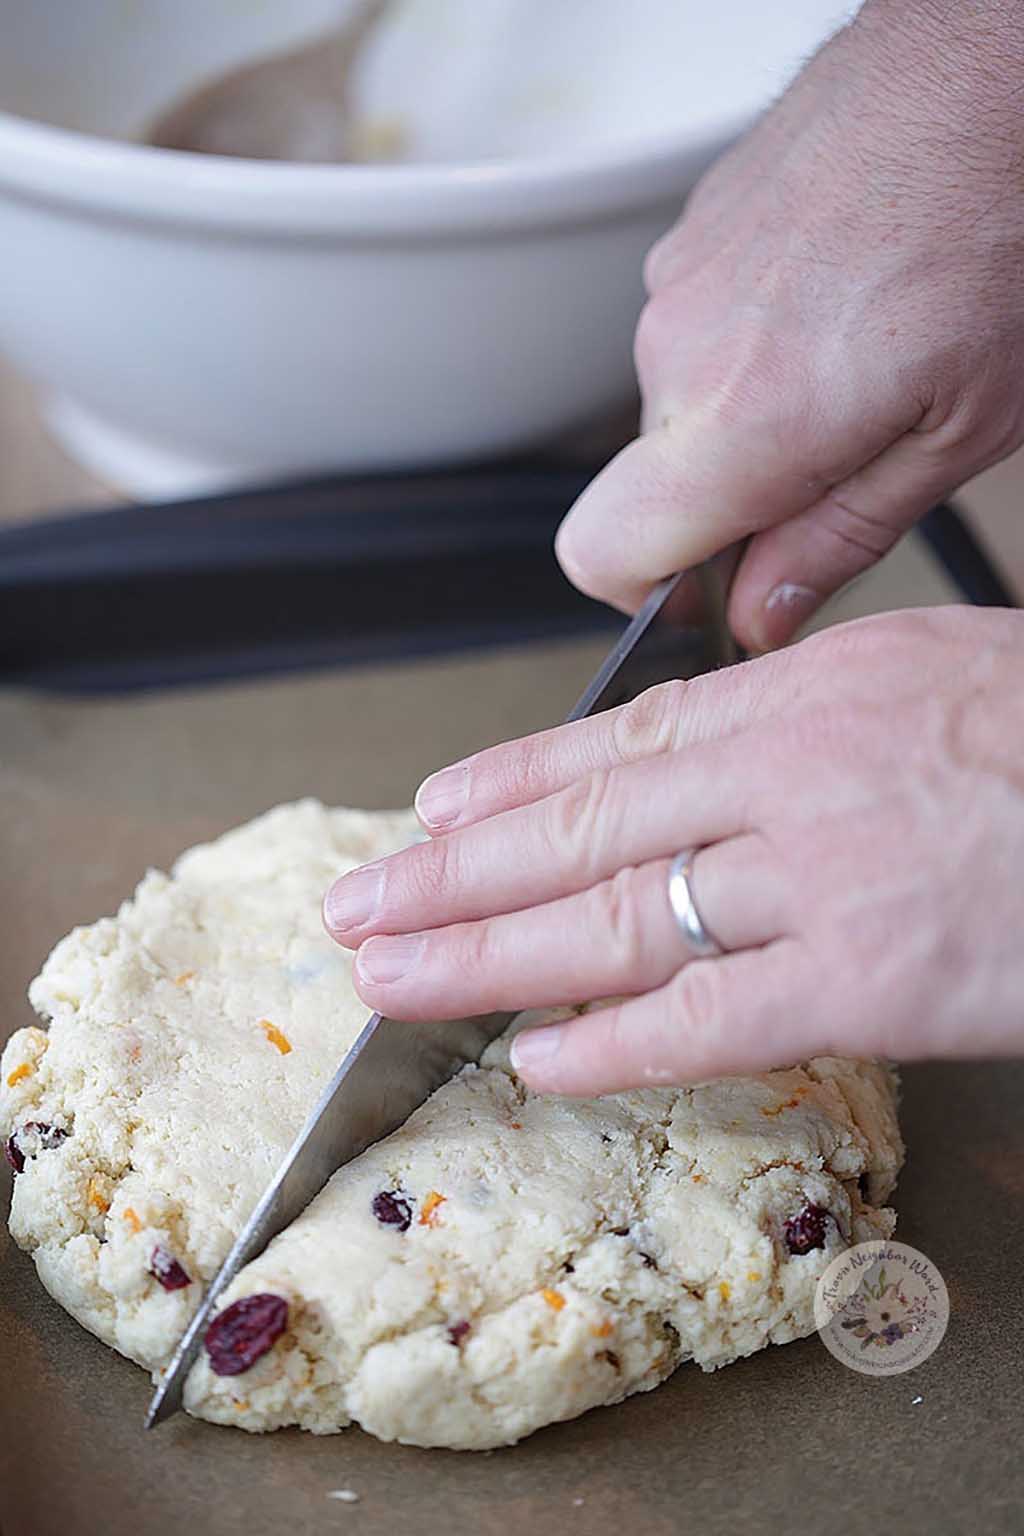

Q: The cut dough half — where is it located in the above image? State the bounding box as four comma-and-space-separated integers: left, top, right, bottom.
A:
1, 801, 903, 1449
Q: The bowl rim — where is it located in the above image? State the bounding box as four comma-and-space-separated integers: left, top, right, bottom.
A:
0, 107, 748, 236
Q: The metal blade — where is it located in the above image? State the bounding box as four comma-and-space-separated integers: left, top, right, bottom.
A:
146, 1006, 514, 1426
146, 555, 737, 1428
569, 556, 740, 722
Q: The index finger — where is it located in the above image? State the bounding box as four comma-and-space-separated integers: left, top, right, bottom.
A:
414, 653, 789, 834
325, 733, 758, 947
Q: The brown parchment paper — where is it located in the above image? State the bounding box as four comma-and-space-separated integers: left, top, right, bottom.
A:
2, 607, 1023, 1536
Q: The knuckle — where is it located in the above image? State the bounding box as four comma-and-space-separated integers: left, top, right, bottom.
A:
633, 292, 672, 380
601, 1001, 642, 1073
452, 917, 497, 982
404, 830, 459, 904
611, 679, 689, 763
642, 235, 670, 296
643, 219, 687, 295
920, 385, 1024, 466
700, 327, 794, 431
669, 959, 726, 1045
588, 866, 648, 974
490, 735, 548, 807
818, 491, 901, 563
544, 768, 617, 879
644, 176, 722, 296
928, 389, 998, 453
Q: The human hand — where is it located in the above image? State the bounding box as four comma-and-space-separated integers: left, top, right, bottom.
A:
556, 0, 1024, 649
323, 607, 1024, 1095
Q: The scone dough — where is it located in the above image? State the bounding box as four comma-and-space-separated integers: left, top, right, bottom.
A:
2, 802, 903, 1449
1, 801, 417, 1367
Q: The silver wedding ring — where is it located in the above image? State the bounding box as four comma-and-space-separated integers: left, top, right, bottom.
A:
668, 848, 725, 957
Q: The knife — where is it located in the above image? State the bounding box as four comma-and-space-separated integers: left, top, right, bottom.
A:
145, 557, 739, 1428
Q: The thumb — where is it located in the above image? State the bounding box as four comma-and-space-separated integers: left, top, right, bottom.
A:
555, 393, 902, 616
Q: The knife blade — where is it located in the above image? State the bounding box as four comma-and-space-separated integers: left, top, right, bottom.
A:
145, 557, 738, 1428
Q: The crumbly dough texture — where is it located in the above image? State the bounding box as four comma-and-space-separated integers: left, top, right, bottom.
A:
2, 801, 904, 1450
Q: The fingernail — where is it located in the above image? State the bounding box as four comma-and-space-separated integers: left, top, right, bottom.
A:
323, 863, 385, 934
356, 934, 426, 986
761, 583, 819, 647
510, 1025, 564, 1075
415, 763, 470, 829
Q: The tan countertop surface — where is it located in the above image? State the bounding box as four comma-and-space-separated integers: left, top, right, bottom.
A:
2, 355, 1023, 1536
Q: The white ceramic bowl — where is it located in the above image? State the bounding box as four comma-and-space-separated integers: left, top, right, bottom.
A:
0, 1, 854, 499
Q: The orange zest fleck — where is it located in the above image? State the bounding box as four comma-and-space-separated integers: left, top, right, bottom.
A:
747, 1270, 762, 1283
232, 1398, 250, 1411
418, 1190, 447, 1227
718, 1281, 731, 1302
542, 1287, 566, 1312
123, 1207, 143, 1234
259, 1020, 292, 1055
590, 1319, 614, 1338
691, 1173, 705, 1184
6, 1063, 32, 1088
761, 1087, 807, 1118
174, 971, 195, 987
87, 1177, 110, 1213
509, 1121, 523, 1130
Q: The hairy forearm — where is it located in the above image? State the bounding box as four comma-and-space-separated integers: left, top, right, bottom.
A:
782, 0, 1024, 236
855, 0, 1024, 122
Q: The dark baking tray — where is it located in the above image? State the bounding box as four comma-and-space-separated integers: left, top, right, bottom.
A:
0, 461, 1015, 694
